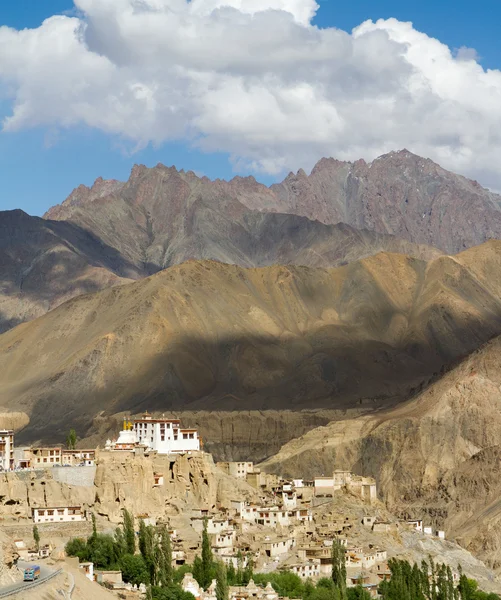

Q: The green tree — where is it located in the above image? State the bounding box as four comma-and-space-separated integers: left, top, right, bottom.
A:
65, 538, 88, 561
201, 518, 214, 590
123, 508, 136, 555
151, 585, 196, 600
87, 534, 120, 569
139, 520, 157, 585
193, 555, 204, 589
331, 538, 347, 600
66, 428, 77, 450
227, 561, 236, 586
33, 525, 40, 552
216, 562, 229, 600
347, 587, 371, 600
157, 525, 173, 587
121, 553, 150, 586
253, 572, 304, 598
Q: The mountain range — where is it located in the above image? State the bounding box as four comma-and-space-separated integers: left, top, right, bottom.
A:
4, 149, 501, 335
4, 149, 501, 568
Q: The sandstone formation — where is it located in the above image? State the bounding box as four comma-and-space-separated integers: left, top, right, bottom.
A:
3, 244, 501, 449
0, 452, 257, 525
260, 333, 501, 572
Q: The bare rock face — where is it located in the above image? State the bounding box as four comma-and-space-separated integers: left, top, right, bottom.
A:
3, 244, 501, 447
269, 150, 501, 254
0, 452, 257, 525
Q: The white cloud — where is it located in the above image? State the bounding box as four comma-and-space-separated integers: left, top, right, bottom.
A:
0, 1, 501, 187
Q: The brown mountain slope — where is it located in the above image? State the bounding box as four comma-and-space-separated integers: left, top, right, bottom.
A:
2, 242, 501, 448
1, 176, 440, 333
0, 209, 136, 333
260, 333, 501, 571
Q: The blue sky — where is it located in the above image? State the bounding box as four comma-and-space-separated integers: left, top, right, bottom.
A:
0, 0, 500, 216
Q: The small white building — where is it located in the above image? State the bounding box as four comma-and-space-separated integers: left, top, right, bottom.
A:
257, 507, 290, 527
263, 536, 295, 558
217, 462, 255, 479
33, 506, 85, 524
79, 562, 94, 581
0, 431, 14, 470
407, 519, 423, 532
290, 561, 320, 580
212, 530, 236, 551
192, 517, 230, 535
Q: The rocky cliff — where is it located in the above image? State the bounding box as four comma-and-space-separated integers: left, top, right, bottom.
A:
0, 452, 257, 525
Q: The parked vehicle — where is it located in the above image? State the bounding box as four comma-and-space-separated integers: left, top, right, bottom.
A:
23, 565, 41, 581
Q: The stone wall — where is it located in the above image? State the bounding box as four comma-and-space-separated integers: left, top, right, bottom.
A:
51, 466, 96, 488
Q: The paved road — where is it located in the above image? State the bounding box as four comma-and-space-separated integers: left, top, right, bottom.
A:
0, 560, 56, 597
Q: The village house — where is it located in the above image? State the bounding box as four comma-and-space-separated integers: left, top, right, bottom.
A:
257, 507, 290, 527
31, 447, 62, 467
79, 561, 94, 581
297, 543, 339, 576
314, 471, 377, 502
217, 461, 255, 479
61, 449, 96, 466
289, 560, 321, 579
212, 530, 236, 553
13, 447, 31, 469
406, 519, 423, 532
192, 516, 231, 534
95, 570, 123, 586
0, 430, 14, 470
32, 506, 85, 523
262, 536, 296, 558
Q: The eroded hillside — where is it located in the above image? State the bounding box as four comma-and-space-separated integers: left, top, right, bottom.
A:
261, 332, 501, 571
3, 243, 501, 450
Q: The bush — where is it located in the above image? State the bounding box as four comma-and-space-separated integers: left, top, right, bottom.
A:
65, 538, 88, 561
151, 584, 196, 600
121, 553, 150, 586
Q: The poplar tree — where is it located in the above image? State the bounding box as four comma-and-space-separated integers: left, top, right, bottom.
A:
216, 562, 229, 600
201, 518, 214, 589
123, 508, 136, 555
158, 525, 173, 587
331, 537, 347, 600
33, 525, 40, 552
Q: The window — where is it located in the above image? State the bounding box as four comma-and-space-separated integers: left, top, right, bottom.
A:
183, 433, 188, 439
161, 436, 165, 442
47, 510, 54, 516
43, 458, 47, 463
189, 433, 194, 439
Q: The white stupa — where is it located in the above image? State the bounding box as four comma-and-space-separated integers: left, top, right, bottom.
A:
113, 418, 137, 451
